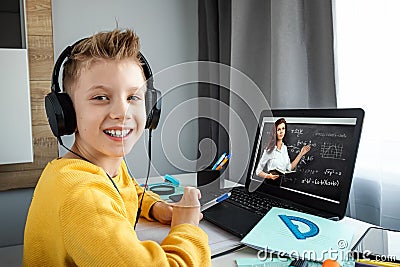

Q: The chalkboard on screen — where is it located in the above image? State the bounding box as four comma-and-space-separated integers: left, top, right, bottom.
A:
262, 122, 355, 202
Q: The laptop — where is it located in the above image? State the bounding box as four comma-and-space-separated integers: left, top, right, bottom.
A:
203, 108, 364, 237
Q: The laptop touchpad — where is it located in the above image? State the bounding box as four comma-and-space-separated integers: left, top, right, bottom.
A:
203, 202, 262, 237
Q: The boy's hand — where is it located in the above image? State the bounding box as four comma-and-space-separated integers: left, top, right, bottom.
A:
150, 201, 173, 225
171, 187, 202, 228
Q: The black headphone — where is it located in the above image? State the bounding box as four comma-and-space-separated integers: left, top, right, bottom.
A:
45, 38, 161, 138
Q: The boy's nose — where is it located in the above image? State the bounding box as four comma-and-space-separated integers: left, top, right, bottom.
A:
110, 99, 132, 120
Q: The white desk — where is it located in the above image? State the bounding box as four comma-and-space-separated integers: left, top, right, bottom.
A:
136, 212, 372, 266
0, 216, 373, 267
210, 217, 373, 266
138, 173, 374, 266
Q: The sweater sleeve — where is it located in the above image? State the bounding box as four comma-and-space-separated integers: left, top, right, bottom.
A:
60, 182, 210, 267
132, 177, 162, 221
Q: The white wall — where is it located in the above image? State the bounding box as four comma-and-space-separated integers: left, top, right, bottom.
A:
52, 0, 199, 178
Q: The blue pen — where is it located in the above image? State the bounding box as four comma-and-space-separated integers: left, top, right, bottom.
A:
200, 192, 231, 211
212, 153, 226, 170
216, 153, 231, 170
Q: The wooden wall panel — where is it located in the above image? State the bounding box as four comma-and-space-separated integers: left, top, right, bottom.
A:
0, 170, 43, 191
25, 0, 52, 36
30, 81, 51, 126
0, 0, 56, 191
0, 125, 57, 178
27, 35, 53, 81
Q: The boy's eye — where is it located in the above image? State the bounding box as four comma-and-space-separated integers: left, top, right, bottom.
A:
128, 95, 141, 101
92, 95, 108, 101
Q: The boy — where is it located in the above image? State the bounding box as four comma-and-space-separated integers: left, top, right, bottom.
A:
23, 29, 210, 266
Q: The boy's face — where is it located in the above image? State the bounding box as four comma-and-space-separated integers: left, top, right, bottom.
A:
71, 58, 146, 159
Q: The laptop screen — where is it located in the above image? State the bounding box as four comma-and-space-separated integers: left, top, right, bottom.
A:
245, 108, 364, 218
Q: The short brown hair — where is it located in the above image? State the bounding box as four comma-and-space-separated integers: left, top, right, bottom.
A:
62, 28, 142, 93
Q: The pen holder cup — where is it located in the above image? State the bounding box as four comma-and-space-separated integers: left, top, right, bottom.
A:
197, 169, 221, 187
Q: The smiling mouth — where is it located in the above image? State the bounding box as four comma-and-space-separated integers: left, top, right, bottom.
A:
104, 129, 131, 138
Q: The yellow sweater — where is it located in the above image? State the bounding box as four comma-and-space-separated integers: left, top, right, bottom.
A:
23, 158, 210, 266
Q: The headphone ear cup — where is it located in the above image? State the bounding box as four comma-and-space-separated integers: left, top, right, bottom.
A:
45, 92, 77, 137
145, 88, 161, 130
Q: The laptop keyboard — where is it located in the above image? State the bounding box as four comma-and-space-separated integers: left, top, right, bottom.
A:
227, 187, 302, 216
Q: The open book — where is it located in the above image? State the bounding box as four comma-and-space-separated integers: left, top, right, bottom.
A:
268, 168, 296, 176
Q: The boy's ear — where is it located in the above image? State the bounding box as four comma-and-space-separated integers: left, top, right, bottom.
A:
139, 52, 162, 130
145, 88, 161, 130
46, 41, 78, 138
45, 91, 77, 138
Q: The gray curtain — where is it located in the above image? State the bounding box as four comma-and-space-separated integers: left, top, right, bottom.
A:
198, 0, 231, 169
231, 0, 337, 109
198, 0, 337, 182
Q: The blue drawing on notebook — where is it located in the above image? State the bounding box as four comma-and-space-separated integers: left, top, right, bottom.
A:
278, 215, 319, 240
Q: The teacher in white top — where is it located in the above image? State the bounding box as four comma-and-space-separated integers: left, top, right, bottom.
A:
256, 118, 311, 183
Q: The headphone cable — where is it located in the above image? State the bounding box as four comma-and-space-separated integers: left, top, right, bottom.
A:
134, 128, 152, 229
58, 137, 91, 163
57, 131, 151, 230
57, 137, 121, 194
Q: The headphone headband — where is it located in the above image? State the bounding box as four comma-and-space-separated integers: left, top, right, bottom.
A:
51, 45, 72, 93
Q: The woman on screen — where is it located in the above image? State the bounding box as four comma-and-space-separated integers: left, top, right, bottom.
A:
255, 118, 311, 185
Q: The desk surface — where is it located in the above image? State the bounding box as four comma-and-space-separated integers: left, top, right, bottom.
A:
138, 173, 374, 266
0, 216, 373, 267
136, 216, 372, 266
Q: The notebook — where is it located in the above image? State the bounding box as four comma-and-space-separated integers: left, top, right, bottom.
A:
203, 108, 364, 237
241, 207, 354, 265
